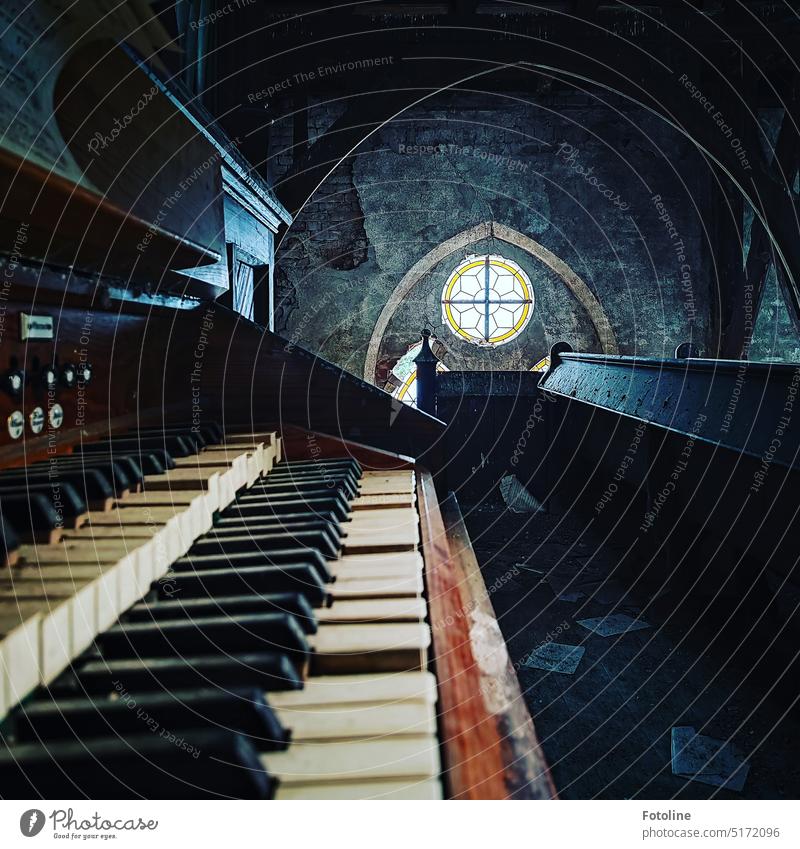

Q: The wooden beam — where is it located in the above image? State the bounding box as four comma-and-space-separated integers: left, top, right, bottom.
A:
714, 171, 747, 359
416, 471, 510, 799
739, 98, 800, 353
439, 492, 557, 799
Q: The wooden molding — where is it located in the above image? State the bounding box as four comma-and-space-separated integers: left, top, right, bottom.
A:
0, 148, 219, 286
417, 468, 510, 799
440, 492, 556, 799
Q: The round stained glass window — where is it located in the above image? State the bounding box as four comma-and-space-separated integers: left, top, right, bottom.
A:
442, 254, 533, 346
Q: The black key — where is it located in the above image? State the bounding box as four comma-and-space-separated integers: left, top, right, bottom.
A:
121, 430, 204, 452
77, 435, 196, 458
219, 507, 338, 526
0, 490, 78, 541
189, 422, 222, 442
204, 422, 224, 442
60, 652, 303, 695
21, 482, 86, 520
4, 465, 120, 504
0, 729, 274, 799
227, 496, 351, 522
16, 688, 289, 751
192, 527, 339, 560
162, 562, 329, 607
242, 483, 354, 501
213, 516, 342, 541
133, 426, 211, 448
0, 480, 87, 518
265, 468, 359, 484
127, 593, 318, 633
238, 491, 351, 518
268, 460, 359, 473
280, 458, 362, 474
197, 528, 340, 559
276, 465, 361, 483
256, 476, 358, 498
176, 547, 333, 583
267, 465, 357, 474
42, 450, 173, 474
1, 512, 19, 566
215, 511, 340, 528
42, 455, 141, 486
258, 481, 358, 501
249, 479, 358, 499
96, 612, 309, 660
31, 455, 142, 492
128, 450, 175, 473
166, 423, 222, 445
142, 424, 224, 445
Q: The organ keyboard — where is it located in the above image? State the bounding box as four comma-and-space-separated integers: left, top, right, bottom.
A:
0, 425, 518, 799
0, 0, 552, 798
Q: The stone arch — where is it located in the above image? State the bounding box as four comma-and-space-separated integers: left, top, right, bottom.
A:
364, 221, 618, 382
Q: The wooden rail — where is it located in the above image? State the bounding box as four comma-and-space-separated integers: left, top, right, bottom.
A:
440, 493, 556, 799
417, 470, 556, 799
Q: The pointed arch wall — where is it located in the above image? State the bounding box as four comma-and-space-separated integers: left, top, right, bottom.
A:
364, 221, 618, 382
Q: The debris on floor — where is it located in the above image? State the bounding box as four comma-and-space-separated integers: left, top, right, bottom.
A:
557, 590, 585, 603
463, 502, 799, 799
578, 613, 651, 637
499, 474, 544, 513
543, 574, 586, 602
516, 562, 544, 574
671, 726, 750, 792
542, 561, 639, 609
521, 642, 585, 674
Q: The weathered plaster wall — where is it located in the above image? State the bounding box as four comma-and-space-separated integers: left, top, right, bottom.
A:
274, 91, 715, 382
748, 110, 800, 362
750, 267, 800, 362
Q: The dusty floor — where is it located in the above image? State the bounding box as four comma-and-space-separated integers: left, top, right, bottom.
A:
462, 501, 800, 800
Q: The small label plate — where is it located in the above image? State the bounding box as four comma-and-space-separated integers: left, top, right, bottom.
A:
20, 313, 54, 340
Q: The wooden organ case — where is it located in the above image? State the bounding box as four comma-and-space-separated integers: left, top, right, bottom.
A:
0, 0, 552, 800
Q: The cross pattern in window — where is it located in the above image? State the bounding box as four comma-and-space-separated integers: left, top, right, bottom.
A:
442, 255, 533, 345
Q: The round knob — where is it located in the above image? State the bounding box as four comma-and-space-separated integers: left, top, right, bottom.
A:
48, 403, 64, 429
3, 369, 24, 397
41, 365, 58, 391
60, 363, 77, 388
77, 363, 92, 384
7, 410, 24, 439
29, 406, 45, 434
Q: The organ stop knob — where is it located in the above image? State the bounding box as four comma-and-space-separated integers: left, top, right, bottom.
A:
60, 364, 77, 388
3, 370, 24, 398
41, 366, 58, 391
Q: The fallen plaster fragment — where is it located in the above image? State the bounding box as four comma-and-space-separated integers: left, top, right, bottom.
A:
671, 726, 749, 792
578, 613, 651, 637
522, 642, 585, 675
